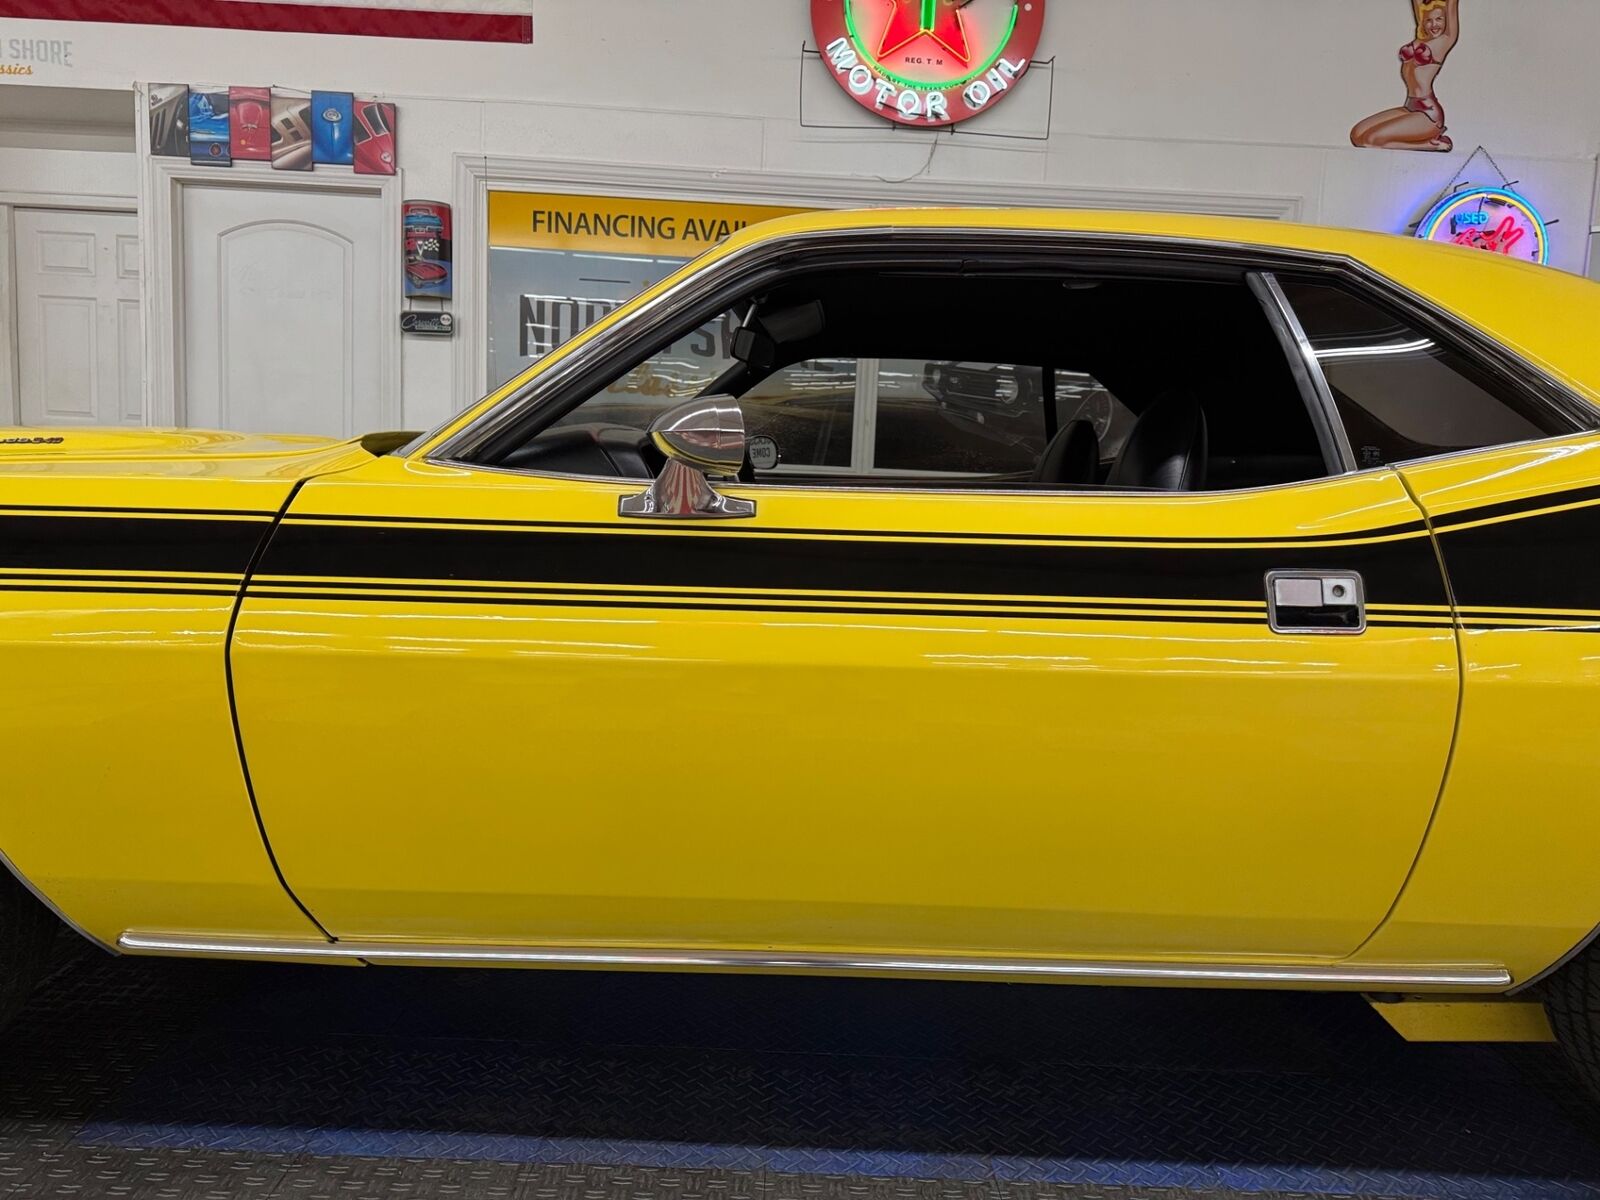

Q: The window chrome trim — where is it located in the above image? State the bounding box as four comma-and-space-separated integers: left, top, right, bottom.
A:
117, 931, 1513, 989
1249, 272, 1358, 474
423, 224, 1599, 477
1, 847, 115, 955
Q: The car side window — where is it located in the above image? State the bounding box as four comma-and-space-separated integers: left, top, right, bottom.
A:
742, 358, 856, 469
1278, 278, 1570, 467
875, 360, 1043, 476
547, 308, 742, 436
1054, 370, 1136, 465
490, 265, 1333, 492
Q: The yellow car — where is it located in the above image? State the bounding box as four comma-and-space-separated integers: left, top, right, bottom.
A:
5, 208, 1600, 1097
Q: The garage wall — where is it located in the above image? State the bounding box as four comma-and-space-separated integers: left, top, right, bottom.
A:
2, 0, 1597, 429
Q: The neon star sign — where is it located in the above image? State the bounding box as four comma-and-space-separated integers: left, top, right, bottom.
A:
1416, 186, 1550, 265
880, 0, 971, 63
812, 0, 1047, 127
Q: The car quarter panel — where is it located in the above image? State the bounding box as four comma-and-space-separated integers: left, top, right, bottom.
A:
1352, 432, 1600, 985
0, 444, 370, 947
231, 453, 1456, 966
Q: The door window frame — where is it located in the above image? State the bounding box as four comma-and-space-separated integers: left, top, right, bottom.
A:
422, 226, 1598, 491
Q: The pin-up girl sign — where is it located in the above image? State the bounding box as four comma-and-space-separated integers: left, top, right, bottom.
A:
1351, 0, 1461, 152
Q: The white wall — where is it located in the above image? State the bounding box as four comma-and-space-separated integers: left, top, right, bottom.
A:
3, 0, 1596, 429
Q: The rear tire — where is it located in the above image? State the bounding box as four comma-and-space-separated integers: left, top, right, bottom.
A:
0, 866, 58, 1029
1543, 937, 1600, 1103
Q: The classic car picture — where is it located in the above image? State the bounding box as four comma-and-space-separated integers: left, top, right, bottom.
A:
403, 200, 452, 298
5, 208, 1600, 1104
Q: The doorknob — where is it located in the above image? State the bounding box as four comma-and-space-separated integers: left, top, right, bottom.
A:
1266, 570, 1365, 634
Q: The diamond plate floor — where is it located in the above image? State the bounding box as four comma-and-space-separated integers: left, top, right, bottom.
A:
2, 938, 1599, 1200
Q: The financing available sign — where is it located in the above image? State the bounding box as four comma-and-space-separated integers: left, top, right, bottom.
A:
811, 0, 1046, 127
485, 191, 806, 390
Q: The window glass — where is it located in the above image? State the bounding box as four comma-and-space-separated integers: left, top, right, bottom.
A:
494, 266, 1327, 492
1280, 279, 1566, 466
876, 360, 1045, 475
1054, 370, 1135, 464
547, 306, 742, 436
742, 359, 855, 469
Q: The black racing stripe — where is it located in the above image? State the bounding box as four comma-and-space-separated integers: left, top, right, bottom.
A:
282, 477, 1600, 545
1364, 619, 1456, 630
247, 590, 1272, 623
257, 523, 1449, 608
1430, 502, 1600, 614
0, 584, 237, 599
253, 578, 1268, 611
1462, 624, 1600, 633
1454, 609, 1600, 623
247, 589, 1453, 630
286, 511, 1428, 546
0, 503, 273, 519
0, 514, 267, 575
1430, 483, 1600, 532
0, 572, 241, 586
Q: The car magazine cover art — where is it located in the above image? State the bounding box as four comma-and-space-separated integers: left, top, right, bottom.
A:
188, 89, 231, 166
229, 87, 272, 160
404, 201, 452, 298
147, 84, 189, 157
270, 92, 313, 170
311, 90, 355, 165
353, 100, 397, 175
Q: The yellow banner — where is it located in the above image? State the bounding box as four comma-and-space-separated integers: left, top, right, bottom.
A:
487, 190, 808, 257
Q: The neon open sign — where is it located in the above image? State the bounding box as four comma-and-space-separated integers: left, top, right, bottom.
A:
1416, 186, 1549, 265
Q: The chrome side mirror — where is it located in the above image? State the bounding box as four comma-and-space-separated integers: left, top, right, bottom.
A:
619, 396, 756, 519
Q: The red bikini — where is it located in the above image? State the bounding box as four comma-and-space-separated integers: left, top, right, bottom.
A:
1398, 40, 1445, 135
1398, 39, 1436, 65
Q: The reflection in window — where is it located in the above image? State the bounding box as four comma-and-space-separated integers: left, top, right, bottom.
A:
1279, 279, 1566, 466
742, 359, 856, 469
876, 360, 1046, 475
1055, 371, 1135, 464
548, 308, 743, 436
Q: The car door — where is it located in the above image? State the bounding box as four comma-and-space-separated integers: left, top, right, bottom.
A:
230, 240, 1459, 968
1265, 276, 1600, 985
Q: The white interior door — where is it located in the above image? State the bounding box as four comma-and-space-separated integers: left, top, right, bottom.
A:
180, 182, 386, 437
14, 209, 142, 427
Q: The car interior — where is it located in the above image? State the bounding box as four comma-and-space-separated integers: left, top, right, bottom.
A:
490, 266, 1337, 492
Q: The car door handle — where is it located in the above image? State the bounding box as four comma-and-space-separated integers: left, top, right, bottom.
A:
1266, 570, 1366, 634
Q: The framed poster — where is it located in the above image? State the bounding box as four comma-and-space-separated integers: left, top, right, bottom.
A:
148, 84, 189, 156
404, 200, 452, 299
229, 86, 272, 160
484, 191, 805, 391
311, 90, 354, 165
354, 100, 397, 175
187, 89, 231, 165
270, 92, 313, 170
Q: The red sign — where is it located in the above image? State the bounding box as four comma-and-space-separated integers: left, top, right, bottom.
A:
0, 0, 530, 43
811, 0, 1046, 127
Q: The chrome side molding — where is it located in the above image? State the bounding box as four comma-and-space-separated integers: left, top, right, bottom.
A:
117, 932, 1512, 989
